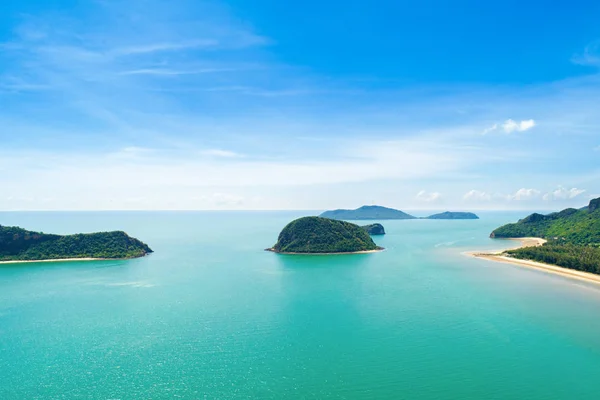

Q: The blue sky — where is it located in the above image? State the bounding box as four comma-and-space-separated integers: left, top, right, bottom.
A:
1, 0, 599, 210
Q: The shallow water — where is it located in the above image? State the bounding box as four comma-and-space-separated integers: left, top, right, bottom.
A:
1, 211, 600, 399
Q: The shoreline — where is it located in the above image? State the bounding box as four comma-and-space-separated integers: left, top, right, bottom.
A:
0, 257, 106, 265
265, 247, 384, 255
465, 237, 600, 285
464, 237, 547, 257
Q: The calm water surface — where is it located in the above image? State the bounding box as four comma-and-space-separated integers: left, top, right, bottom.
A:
1, 211, 600, 399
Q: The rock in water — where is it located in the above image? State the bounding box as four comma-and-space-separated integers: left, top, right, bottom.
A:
362, 223, 385, 235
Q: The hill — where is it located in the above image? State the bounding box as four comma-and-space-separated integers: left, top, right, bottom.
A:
425, 211, 479, 220
490, 197, 600, 274
362, 223, 385, 235
491, 200, 600, 245
0, 225, 153, 262
268, 217, 383, 254
320, 205, 416, 220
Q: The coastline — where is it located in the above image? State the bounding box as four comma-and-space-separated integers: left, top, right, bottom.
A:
0, 257, 106, 265
465, 237, 547, 257
465, 237, 600, 285
265, 247, 384, 255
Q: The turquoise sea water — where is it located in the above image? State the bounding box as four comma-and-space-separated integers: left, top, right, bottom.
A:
1, 211, 600, 399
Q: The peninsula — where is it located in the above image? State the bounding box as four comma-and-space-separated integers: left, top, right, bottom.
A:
320, 205, 416, 220
267, 216, 383, 254
0, 225, 153, 263
470, 197, 600, 279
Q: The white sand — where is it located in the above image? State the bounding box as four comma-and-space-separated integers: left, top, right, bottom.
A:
0, 257, 104, 265
465, 238, 600, 285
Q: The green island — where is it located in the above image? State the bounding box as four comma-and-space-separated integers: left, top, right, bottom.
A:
320, 205, 416, 220
490, 197, 600, 274
267, 216, 383, 254
320, 205, 479, 220
362, 223, 385, 235
0, 225, 153, 262
425, 211, 479, 220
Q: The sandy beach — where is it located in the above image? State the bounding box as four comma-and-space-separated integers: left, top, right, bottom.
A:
466, 238, 600, 285
266, 248, 384, 255
0, 257, 104, 265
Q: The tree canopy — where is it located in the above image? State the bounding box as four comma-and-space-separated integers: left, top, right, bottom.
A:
0, 225, 153, 261
491, 197, 600, 273
271, 217, 382, 253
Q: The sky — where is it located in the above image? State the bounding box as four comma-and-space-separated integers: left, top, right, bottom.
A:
1, 0, 599, 211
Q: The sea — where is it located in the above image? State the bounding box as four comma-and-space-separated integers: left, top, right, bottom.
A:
1, 211, 600, 399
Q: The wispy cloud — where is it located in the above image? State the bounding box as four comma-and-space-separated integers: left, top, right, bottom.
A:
572, 40, 600, 67
483, 119, 536, 134
200, 149, 242, 158
416, 190, 442, 202
463, 190, 492, 201
542, 186, 586, 201
119, 68, 238, 76
508, 188, 541, 201
112, 40, 220, 56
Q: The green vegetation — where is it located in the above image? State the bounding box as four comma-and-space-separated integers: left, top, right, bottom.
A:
320, 205, 416, 220
490, 197, 600, 273
425, 211, 479, 220
507, 244, 600, 274
270, 217, 382, 253
491, 205, 600, 246
362, 223, 385, 235
0, 225, 153, 261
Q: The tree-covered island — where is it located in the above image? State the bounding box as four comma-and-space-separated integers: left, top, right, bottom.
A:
0, 225, 153, 262
267, 216, 383, 254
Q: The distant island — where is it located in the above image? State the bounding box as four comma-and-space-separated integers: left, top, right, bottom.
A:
320, 205, 416, 220
319, 205, 479, 220
267, 216, 383, 254
362, 223, 385, 235
425, 211, 479, 220
486, 197, 600, 274
0, 225, 153, 262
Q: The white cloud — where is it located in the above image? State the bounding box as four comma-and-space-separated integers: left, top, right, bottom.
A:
200, 149, 242, 158
112, 40, 220, 56
508, 188, 541, 201
542, 186, 586, 201
482, 123, 498, 135
483, 119, 536, 134
504, 119, 536, 133
119, 68, 236, 76
416, 190, 442, 202
463, 190, 492, 201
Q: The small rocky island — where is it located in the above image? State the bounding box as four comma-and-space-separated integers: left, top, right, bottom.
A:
362, 223, 385, 235
267, 216, 383, 254
0, 225, 153, 262
320, 205, 416, 220
425, 211, 479, 220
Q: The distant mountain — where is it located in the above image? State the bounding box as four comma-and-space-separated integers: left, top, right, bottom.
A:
320, 205, 416, 220
425, 211, 479, 220
0, 225, 153, 262
267, 217, 383, 254
490, 197, 600, 274
362, 223, 385, 235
